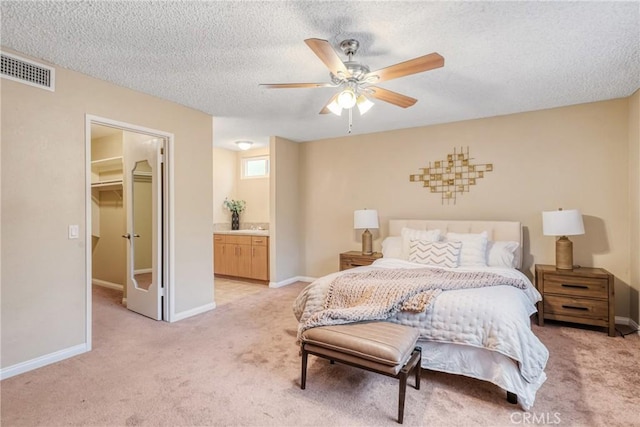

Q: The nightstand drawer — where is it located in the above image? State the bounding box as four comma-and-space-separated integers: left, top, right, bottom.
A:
544, 275, 608, 299
339, 251, 382, 271
342, 258, 371, 268
544, 295, 609, 321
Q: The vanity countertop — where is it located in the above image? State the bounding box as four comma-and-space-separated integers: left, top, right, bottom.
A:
214, 230, 269, 237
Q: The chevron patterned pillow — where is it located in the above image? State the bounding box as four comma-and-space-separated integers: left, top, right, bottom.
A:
408, 240, 462, 268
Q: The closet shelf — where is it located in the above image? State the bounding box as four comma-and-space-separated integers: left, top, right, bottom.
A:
91, 156, 123, 172
91, 180, 123, 191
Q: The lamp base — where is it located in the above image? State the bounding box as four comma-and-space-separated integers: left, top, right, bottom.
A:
361, 229, 373, 255
555, 236, 574, 270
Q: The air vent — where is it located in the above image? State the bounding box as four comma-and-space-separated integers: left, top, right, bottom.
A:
1, 52, 55, 92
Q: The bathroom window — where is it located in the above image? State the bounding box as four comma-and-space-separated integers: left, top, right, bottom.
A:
242, 156, 269, 179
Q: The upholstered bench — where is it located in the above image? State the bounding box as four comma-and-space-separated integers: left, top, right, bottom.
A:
300, 321, 422, 424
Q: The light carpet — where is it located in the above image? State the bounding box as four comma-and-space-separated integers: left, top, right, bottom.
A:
1, 283, 638, 426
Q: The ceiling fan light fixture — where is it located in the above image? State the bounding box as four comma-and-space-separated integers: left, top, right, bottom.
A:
356, 95, 374, 115
337, 88, 357, 109
235, 140, 253, 150
327, 100, 343, 116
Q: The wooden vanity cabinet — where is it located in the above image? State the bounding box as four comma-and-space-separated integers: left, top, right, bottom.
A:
213, 234, 269, 283
250, 236, 269, 281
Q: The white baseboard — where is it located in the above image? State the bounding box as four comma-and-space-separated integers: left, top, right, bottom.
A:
615, 316, 640, 335
0, 343, 88, 380
269, 276, 316, 288
170, 302, 215, 322
92, 278, 123, 291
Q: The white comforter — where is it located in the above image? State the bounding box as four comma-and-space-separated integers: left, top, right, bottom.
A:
293, 258, 549, 387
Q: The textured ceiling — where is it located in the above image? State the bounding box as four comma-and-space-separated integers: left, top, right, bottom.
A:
1, 1, 639, 150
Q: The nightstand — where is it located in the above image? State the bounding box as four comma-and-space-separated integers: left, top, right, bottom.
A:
340, 251, 383, 271
535, 264, 615, 337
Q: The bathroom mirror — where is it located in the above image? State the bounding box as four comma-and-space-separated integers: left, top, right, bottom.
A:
131, 160, 153, 290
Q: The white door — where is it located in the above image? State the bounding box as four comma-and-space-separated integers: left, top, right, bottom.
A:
123, 135, 163, 320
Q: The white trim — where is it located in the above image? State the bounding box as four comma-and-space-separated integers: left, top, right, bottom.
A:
171, 303, 216, 322
269, 276, 316, 288
85, 115, 176, 351
0, 344, 88, 380
85, 118, 93, 351
165, 132, 175, 322
134, 268, 152, 275
92, 279, 124, 291
615, 316, 640, 335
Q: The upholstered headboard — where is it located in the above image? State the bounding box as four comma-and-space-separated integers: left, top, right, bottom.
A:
388, 219, 523, 269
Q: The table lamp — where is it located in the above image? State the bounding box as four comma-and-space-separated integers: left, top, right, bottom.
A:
354, 209, 379, 255
542, 208, 585, 270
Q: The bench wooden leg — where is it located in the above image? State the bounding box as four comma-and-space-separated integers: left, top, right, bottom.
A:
397, 348, 422, 424
301, 346, 308, 390
398, 370, 407, 424
414, 347, 421, 390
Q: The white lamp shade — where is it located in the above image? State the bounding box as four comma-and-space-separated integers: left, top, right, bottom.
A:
542, 209, 585, 236
327, 99, 343, 116
354, 209, 379, 230
356, 95, 374, 115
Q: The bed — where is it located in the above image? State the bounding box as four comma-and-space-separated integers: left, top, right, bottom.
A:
293, 220, 549, 410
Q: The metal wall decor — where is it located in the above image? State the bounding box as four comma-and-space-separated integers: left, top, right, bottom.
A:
409, 147, 493, 204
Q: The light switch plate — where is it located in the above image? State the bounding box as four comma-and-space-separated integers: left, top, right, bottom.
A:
68, 224, 79, 239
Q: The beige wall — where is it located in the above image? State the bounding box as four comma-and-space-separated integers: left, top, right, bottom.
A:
300, 99, 633, 317
92, 132, 123, 160
629, 90, 640, 324
212, 146, 270, 227
237, 147, 270, 224
270, 136, 303, 283
1, 48, 214, 369
92, 191, 126, 285
212, 147, 237, 225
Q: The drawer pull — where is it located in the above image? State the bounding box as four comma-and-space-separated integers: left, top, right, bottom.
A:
561, 305, 589, 311
561, 283, 589, 289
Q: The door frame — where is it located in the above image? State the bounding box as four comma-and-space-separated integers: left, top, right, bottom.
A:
85, 114, 175, 350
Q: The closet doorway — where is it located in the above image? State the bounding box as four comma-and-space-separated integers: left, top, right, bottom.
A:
86, 115, 174, 345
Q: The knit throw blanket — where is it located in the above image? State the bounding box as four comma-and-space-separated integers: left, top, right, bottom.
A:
299, 267, 529, 337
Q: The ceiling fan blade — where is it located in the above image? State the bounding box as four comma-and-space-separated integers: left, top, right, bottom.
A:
364, 52, 444, 84
304, 38, 351, 77
319, 93, 340, 114
259, 83, 334, 89
366, 86, 418, 108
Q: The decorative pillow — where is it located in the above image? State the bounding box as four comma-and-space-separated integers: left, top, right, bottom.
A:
487, 240, 520, 268
445, 231, 489, 267
401, 227, 442, 260
409, 240, 462, 268
381, 236, 403, 259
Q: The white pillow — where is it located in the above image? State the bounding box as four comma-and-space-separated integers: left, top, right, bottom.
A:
401, 227, 442, 260
445, 231, 489, 267
381, 236, 403, 259
487, 240, 520, 268
409, 240, 462, 268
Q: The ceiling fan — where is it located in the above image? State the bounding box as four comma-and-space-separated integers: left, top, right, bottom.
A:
259, 38, 444, 131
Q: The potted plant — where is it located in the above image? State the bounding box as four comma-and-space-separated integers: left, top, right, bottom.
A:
224, 198, 246, 230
